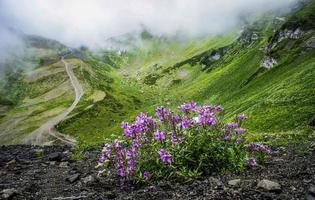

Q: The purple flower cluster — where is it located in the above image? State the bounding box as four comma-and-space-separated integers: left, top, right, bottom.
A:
154, 129, 166, 141
237, 113, 247, 122
235, 127, 246, 134
246, 158, 257, 167
179, 117, 193, 129
179, 102, 197, 112
158, 149, 172, 164
195, 108, 216, 126
98, 102, 271, 180
99, 143, 111, 164
143, 171, 151, 180
223, 114, 248, 141
249, 142, 273, 154
121, 113, 156, 138
155, 106, 171, 122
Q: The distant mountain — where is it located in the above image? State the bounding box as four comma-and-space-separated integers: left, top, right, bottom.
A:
0, 1, 314, 145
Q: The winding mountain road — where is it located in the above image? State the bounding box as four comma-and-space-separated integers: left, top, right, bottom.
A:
22, 58, 84, 145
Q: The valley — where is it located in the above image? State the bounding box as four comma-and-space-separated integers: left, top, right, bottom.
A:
1, 2, 315, 148
1, 1, 315, 199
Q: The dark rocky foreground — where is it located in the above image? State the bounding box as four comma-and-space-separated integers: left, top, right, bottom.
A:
1, 143, 315, 200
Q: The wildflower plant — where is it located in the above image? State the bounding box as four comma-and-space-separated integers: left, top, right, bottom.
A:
97, 102, 272, 182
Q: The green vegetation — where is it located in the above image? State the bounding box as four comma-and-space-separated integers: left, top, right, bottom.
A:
56, 3, 315, 147
0, 2, 314, 147
0, 68, 27, 105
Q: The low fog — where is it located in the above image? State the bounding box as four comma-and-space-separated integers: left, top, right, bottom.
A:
0, 0, 298, 53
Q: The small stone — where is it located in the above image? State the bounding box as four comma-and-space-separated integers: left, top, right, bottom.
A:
82, 175, 95, 184
309, 185, 315, 195
49, 161, 56, 166
228, 179, 241, 187
40, 163, 48, 167
105, 191, 116, 199
208, 177, 223, 187
6, 159, 16, 165
1, 188, 18, 199
48, 152, 62, 162
307, 194, 315, 200
66, 173, 80, 183
290, 186, 296, 191
59, 162, 69, 168
257, 179, 281, 192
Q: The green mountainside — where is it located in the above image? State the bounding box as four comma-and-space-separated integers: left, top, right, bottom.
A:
0, 1, 314, 147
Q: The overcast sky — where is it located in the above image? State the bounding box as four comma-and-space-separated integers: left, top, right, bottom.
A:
0, 0, 298, 49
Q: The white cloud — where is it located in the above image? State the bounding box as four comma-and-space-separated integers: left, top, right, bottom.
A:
0, 0, 298, 48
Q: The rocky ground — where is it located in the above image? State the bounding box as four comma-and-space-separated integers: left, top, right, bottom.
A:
1, 143, 315, 200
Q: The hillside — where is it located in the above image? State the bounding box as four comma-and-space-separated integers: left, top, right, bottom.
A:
0, 1, 314, 148
1, 1, 315, 200
58, 2, 315, 147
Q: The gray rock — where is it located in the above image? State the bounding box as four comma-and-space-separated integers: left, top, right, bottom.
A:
309, 185, 315, 195
59, 162, 69, 168
49, 161, 56, 166
307, 194, 315, 200
228, 179, 241, 187
48, 152, 62, 161
6, 159, 16, 165
208, 177, 223, 187
261, 56, 277, 69
1, 188, 18, 199
305, 37, 315, 49
257, 179, 281, 192
82, 175, 95, 184
66, 173, 80, 183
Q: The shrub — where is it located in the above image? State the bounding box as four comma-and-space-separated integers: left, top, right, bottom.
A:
97, 102, 272, 182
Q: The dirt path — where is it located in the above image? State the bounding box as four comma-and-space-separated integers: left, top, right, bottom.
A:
21, 58, 84, 145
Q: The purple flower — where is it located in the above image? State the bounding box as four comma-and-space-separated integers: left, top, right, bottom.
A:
123, 125, 135, 137
249, 142, 272, 154
119, 167, 126, 177
196, 110, 216, 126
154, 129, 166, 141
158, 149, 172, 164
235, 127, 246, 134
99, 143, 111, 163
247, 158, 257, 167
235, 138, 243, 143
155, 106, 171, 122
237, 114, 247, 121
214, 105, 223, 112
134, 113, 157, 133
143, 171, 151, 180
179, 102, 197, 112
170, 135, 184, 144
171, 115, 181, 124
114, 139, 121, 149
225, 122, 239, 129
120, 121, 129, 129
180, 118, 192, 129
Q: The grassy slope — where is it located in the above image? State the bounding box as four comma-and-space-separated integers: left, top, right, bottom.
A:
56, 34, 239, 147
58, 3, 315, 147
3, 2, 314, 146
0, 60, 74, 144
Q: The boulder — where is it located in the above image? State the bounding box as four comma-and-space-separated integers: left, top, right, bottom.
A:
48, 152, 62, 162
66, 173, 80, 183
257, 179, 281, 192
228, 179, 241, 187
1, 188, 18, 199
82, 175, 95, 184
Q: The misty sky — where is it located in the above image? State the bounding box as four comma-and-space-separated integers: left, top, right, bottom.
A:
0, 0, 298, 49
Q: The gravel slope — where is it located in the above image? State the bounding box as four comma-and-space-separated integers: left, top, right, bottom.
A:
1, 143, 315, 199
